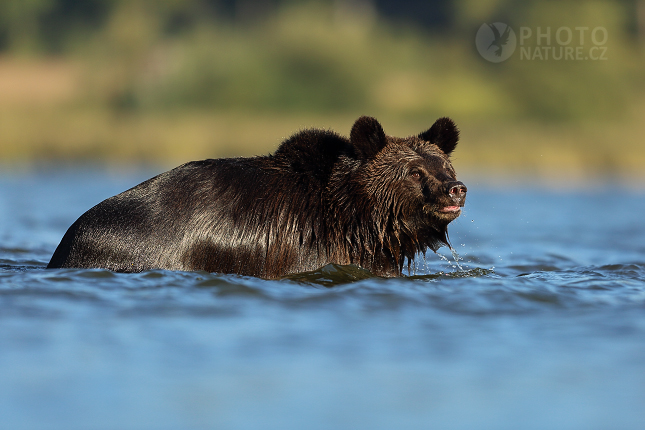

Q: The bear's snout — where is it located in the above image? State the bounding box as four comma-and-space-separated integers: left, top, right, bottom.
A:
444, 181, 467, 205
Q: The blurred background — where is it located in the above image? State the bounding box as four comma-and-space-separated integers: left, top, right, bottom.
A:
1, 0, 644, 185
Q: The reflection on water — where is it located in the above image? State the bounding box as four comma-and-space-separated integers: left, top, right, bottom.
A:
1, 169, 645, 430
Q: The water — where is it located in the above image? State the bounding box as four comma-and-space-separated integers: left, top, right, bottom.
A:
1, 168, 645, 430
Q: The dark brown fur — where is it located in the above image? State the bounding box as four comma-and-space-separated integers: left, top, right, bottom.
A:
48, 116, 466, 278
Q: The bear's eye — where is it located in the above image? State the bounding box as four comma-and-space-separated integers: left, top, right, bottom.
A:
410, 171, 422, 181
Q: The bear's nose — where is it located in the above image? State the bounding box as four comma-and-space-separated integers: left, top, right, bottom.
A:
444, 181, 467, 196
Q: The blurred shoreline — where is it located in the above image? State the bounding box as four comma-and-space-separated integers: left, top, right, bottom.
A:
1, 1, 643, 186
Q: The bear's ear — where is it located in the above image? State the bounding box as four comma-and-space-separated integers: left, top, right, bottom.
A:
418, 117, 459, 156
350, 116, 387, 160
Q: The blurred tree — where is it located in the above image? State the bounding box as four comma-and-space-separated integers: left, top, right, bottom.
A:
637, 0, 645, 41
372, 0, 452, 31
0, 0, 54, 53
39, 0, 111, 52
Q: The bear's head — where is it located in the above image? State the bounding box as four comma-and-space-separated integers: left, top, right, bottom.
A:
349, 116, 467, 259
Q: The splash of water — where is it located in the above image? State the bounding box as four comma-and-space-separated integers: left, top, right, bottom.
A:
406, 247, 469, 276
406, 254, 425, 276
436, 247, 465, 272
450, 247, 465, 271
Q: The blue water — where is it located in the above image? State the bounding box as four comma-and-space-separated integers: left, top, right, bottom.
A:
1, 168, 645, 430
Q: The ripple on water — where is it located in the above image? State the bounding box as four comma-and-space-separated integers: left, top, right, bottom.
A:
1, 253, 644, 319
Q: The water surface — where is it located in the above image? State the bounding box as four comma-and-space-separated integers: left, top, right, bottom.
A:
1, 169, 644, 430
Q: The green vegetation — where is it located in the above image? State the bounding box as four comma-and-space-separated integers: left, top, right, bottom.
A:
1, 0, 644, 184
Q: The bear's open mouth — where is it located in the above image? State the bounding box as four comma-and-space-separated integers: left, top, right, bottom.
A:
440, 206, 461, 213
422, 204, 462, 217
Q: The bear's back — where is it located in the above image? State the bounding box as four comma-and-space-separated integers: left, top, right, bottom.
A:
272, 129, 357, 185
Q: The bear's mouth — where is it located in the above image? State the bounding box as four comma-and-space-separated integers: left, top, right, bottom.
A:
440, 206, 461, 213
422, 204, 463, 221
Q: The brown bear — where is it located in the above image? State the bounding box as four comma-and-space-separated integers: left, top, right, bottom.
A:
47, 116, 466, 278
